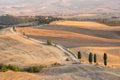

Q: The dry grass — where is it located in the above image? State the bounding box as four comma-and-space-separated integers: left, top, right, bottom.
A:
15, 20, 120, 68
0, 33, 68, 67
15, 25, 120, 68
0, 71, 40, 80
0, 21, 120, 80
51, 21, 120, 31
1, 64, 120, 80
16, 27, 120, 43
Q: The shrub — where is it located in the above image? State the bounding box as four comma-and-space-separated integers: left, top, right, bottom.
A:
0, 64, 20, 72
52, 62, 61, 66
47, 40, 52, 45
0, 64, 44, 73
23, 65, 44, 73
0, 64, 7, 72
66, 58, 70, 61
13, 27, 16, 31
7, 64, 20, 71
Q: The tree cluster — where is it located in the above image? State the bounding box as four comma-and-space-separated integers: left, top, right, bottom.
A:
77, 51, 108, 66
37, 16, 63, 24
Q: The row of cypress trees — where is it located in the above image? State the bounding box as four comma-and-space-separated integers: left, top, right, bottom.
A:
78, 51, 107, 66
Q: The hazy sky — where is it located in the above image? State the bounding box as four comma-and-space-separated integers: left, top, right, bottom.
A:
0, 0, 119, 16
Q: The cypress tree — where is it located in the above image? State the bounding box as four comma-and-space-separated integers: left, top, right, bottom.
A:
103, 53, 107, 66
94, 54, 97, 63
78, 51, 81, 59
89, 52, 93, 64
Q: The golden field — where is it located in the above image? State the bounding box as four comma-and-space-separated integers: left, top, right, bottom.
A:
15, 21, 120, 68
0, 21, 120, 80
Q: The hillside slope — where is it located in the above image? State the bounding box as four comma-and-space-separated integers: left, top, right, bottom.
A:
16, 22, 120, 48
15, 21, 120, 68
0, 22, 120, 80
0, 64, 120, 80
50, 21, 120, 31
69, 47, 120, 68
0, 28, 68, 67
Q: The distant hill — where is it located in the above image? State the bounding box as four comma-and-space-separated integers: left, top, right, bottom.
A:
0, 0, 120, 16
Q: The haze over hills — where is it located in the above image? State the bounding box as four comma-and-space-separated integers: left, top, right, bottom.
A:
0, 0, 120, 16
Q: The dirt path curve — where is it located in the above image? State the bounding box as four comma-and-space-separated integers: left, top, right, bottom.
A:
56, 44, 79, 62
10, 27, 79, 63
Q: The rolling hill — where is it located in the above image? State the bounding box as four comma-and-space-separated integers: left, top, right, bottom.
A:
0, 64, 120, 80
15, 20, 120, 68
0, 21, 120, 80
0, 28, 68, 67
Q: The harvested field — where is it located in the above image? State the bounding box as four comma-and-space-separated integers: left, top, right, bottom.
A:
50, 21, 120, 31
0, 28, 68, 67
0, 21, 120, 80
15, 21, 120, 68
16, 24, 120, 48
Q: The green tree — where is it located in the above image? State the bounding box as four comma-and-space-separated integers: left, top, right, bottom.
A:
78, 51, 81, 59
88, 52, 93, 64
78, 51, 82, 63
94, 54, 97, 63
103, 53, 107, 66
